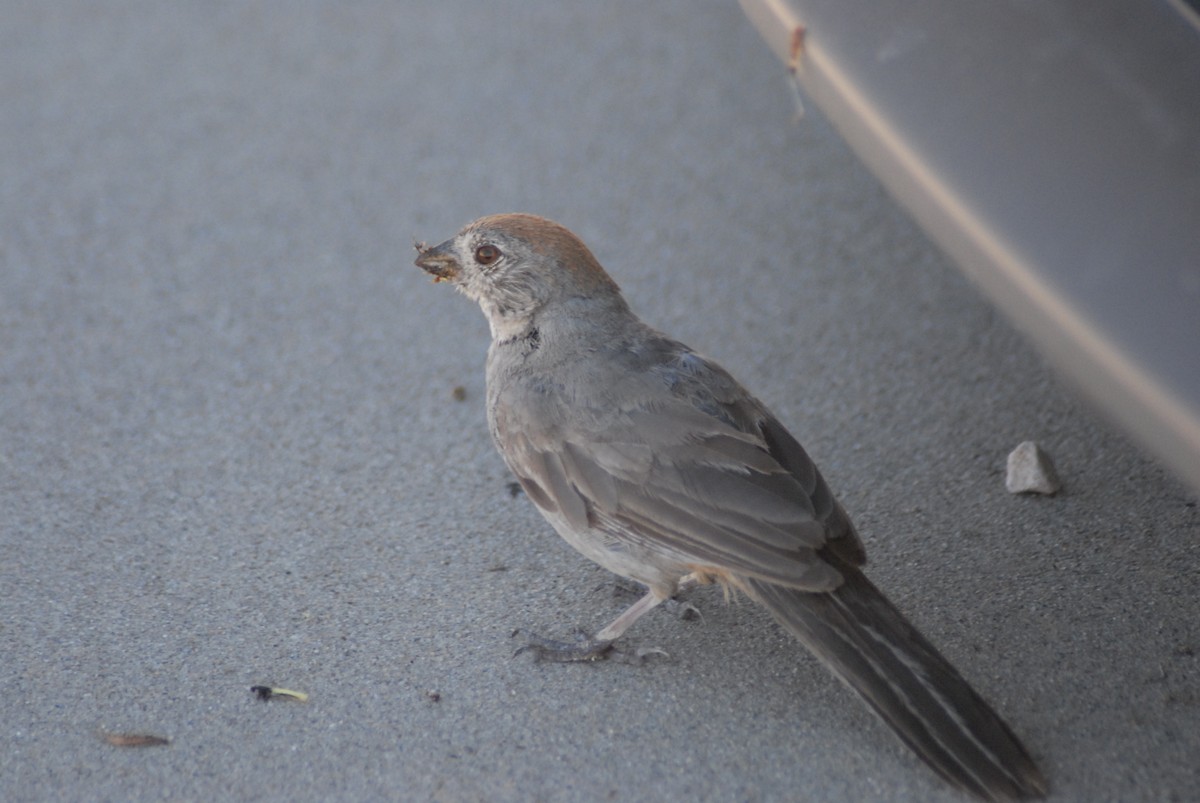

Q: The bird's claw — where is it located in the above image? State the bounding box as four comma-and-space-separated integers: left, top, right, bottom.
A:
663, 598, 702, 623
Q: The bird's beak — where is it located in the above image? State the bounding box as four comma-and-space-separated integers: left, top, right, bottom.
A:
413, 239, 460, 283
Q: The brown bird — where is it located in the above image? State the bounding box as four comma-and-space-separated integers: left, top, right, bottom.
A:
415, 213, 1047, 800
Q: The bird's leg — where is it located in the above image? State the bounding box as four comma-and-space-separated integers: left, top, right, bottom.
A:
515, 574, 704, 663
609, 576, 702, 623
515, 590, 664, 662
594, 587, 666, 641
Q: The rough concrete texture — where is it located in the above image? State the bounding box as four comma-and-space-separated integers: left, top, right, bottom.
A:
2, 2, 1198, 801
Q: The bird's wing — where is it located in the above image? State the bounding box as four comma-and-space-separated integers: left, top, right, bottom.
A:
494, 345, 861, 591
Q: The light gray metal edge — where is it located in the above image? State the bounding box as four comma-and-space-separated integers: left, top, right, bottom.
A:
739, 0, 1200, 494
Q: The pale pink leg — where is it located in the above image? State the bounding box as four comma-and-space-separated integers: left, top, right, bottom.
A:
595, 572, 702, 641
516, 573, 702, 662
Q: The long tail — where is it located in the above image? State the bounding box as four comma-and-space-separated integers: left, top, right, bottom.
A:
742, 571, 1047, 800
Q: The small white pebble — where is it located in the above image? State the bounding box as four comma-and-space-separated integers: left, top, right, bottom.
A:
1006, 441, 1062, 495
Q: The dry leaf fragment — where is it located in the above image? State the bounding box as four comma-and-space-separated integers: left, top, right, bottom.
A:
101, 732, 171, 747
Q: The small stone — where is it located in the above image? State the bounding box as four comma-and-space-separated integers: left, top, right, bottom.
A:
1006, 441, 1062, 495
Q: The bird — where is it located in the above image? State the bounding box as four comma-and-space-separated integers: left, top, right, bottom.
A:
414, 213, 1047, 800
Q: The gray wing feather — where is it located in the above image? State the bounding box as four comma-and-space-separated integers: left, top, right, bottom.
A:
507, 435, 590, 531
493, 340, 850, 591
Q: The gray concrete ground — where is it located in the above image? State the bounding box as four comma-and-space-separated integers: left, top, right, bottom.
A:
2, 2, 1197, 801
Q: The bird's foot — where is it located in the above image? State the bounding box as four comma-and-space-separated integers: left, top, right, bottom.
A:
663, 597, 702, 623
513, 630, 614, 662
512, 629, 667, 665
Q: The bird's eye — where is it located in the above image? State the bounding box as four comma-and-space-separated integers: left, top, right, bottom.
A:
475, 244, 501, 266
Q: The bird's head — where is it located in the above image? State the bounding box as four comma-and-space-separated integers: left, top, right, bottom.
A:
415, 214, 624, 339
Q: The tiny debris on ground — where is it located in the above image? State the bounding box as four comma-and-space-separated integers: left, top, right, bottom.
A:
251, 686, 310, 702
1006, 441, 1062, 495
100, 732, 171, 748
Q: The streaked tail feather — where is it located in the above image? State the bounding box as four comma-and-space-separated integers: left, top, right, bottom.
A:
743, 572, 1046, 800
